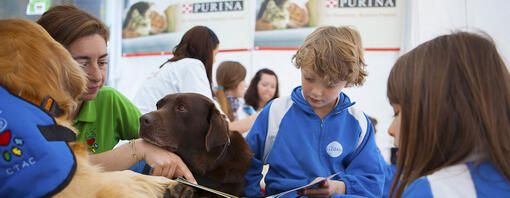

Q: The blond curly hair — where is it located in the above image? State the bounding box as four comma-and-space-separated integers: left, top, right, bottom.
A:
292, 26, 367, 87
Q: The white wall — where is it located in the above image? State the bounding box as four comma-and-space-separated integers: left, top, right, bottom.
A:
108, 0, 510, 162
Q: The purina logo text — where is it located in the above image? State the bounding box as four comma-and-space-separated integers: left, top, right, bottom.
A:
327, 0, 396, 8
339, 0, 395, 8
183, 1, 244, 14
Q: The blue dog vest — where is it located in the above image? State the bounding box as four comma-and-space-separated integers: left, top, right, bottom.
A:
0, 85, 76, 197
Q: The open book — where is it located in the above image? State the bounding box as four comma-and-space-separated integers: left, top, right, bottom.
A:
175, 171, 342, 198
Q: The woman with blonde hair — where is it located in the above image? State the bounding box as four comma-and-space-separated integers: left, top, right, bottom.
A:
387, 32, 510, 197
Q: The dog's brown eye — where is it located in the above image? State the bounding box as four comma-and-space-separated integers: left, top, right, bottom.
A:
176, 104, 185, 111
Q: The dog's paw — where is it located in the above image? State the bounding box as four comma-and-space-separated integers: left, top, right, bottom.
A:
163, 182, 195, 198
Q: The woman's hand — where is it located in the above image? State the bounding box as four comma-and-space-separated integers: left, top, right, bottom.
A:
297, 177, 346, 198
136, 139, 196, 183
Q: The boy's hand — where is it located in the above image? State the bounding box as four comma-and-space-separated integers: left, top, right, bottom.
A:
297, 177, 346, 198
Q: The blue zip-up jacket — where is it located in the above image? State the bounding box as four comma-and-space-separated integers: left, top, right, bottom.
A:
401, 162, 510, 197
245, 86, 384, 197
382, 161, 396, 198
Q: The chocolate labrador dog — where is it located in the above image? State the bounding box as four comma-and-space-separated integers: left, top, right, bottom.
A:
139, 93, 254, 197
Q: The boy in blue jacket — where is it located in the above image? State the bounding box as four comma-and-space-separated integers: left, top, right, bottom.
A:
244, 26, 385, 197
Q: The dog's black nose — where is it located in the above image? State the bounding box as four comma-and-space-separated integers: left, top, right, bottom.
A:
140, 113, 157, 127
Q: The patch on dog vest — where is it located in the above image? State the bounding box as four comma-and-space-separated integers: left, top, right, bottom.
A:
0, 85, 76, 198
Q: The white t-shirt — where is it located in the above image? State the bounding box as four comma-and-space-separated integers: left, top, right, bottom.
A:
133, 58, 213, 114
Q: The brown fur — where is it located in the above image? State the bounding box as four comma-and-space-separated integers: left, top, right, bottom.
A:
0, 18, 194, 198
139, 93, 254, 196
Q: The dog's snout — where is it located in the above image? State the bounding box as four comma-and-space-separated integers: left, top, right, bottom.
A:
140, 113, 157, 127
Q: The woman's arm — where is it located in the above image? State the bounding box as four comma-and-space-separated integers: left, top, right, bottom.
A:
89, 138, 196, 182
229, 111, 260, 134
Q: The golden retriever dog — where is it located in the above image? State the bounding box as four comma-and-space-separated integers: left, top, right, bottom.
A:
0, 19, 193, 198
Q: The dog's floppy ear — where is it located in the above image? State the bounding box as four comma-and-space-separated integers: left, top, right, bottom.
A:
0, 19, 86, 120
205, 104, 229, 152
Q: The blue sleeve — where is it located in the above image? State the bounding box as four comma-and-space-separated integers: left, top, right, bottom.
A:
402, 178, 433, 198
382, 162, 396, 198
337, 116, 385, 198
244, 102, 272, 197
332, 195, 368, 198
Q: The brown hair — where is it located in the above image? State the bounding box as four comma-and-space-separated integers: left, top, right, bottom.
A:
37, 5, 109, 48
292, 26, 366, 87
367, 115, 378, 134
215, 61, 246, 121
167, 26, 220, 87
387, 32, 510, 197
244, 68, 279, 110
0, 19, 86, 120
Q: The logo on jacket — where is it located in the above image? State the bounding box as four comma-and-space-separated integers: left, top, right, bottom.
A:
85, 128, 99, 153
0, 118, 7, 132
326, 141, 343, 157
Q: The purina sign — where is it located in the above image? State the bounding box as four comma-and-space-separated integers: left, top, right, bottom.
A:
326, 0, 396, 8
182, 1, 244, 14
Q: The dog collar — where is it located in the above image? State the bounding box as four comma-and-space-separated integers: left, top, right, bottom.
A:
215, 135, 231, 163
19, 92, 63, 117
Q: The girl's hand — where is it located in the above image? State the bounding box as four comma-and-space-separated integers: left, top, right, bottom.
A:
297, 177, 346, 198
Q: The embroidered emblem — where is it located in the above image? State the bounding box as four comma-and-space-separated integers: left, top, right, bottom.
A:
13, 137, 23, 146
86, 138, 95, 146
326, 141, 343, 157
11, 147, 21, 156
0, 118, 7, 132
3, 150, 11, 161
85, 128, 98, 153
5, 156, 37, 175
0, 129, 11, 146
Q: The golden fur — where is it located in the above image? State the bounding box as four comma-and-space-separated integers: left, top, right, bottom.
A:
0, 18, 190, 198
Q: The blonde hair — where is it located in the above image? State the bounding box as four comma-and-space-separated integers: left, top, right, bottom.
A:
387, 32, 510, 197
293, 26, 367, 86
0, 19, 86, 120
215, 61, 246, 121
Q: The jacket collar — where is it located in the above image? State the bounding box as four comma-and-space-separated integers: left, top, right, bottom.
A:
290, 86, 355, 116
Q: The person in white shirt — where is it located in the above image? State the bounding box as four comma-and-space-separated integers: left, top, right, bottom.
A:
133, 26, 219, 114
133, 26, 257, 133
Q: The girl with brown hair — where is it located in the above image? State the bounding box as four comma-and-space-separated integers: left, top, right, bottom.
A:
387, 32, 510, 197
215, 61, 247, 121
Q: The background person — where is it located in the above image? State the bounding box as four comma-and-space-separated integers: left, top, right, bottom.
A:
215, 61, 248, 122
133, 25, 219, 115
133, 26, 257, 133
244, 68, 279, 112
37, 5, 194, 182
